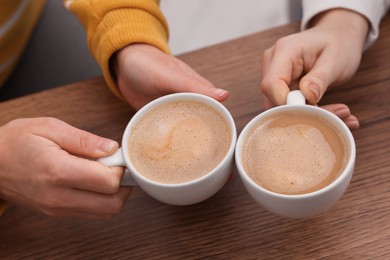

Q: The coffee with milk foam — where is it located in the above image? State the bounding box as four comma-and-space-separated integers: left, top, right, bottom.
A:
128, 100, 231, 184
242, 110, 349, 195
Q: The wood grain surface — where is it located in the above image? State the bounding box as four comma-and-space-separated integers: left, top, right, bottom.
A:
0, 14, 389, 259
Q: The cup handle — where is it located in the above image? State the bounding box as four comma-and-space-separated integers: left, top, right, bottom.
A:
98, 149, 137, 186
286, 90, 306, 106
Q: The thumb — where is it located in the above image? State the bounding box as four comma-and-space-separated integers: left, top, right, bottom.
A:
39, 118, 119, 158
299, 54, 337, 105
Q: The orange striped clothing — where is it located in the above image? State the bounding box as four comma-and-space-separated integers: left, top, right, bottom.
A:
0, 0, 169, 217
0, 0, 46, 88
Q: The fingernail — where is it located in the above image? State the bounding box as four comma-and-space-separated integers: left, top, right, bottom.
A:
336, 107, 350, 119
212, 88, 228, 97
346, 119, 360, 130
99, 139, 118, 153
309, 84, 321, 102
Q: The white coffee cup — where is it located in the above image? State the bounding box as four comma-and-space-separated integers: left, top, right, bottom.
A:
235, 90, 356, 218
99, 93, 237, 206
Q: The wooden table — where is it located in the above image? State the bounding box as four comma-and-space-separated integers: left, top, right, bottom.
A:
1, 14, 389, 259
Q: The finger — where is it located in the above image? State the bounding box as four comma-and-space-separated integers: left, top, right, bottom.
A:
320, 104, 352, 120
260, 43, 304, 106
260, 78, 290, 106
260, 46, 275, 76
344, 115, 360, 130
320, 104, 359, 130
49, 156, 125, 194
35, 118, 119, 158
261, 94, 273, 110
264, 43, 305, 82
299, 49, 341, 104
260, 47, 276, 109
40, 186, 132, 217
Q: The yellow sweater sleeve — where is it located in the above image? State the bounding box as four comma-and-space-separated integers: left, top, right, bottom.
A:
64, 0, 170, 99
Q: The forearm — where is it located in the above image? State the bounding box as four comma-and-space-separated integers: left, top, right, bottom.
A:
64, 0, 170, 99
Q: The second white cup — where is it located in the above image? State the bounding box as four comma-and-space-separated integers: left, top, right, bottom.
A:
235, 90, 356, 218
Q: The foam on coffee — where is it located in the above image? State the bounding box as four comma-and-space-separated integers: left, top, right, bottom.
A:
128, 100, 231, 184
242, 111, 349, 195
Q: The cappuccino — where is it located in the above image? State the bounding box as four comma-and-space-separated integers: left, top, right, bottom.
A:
242, 110, 349, 195
128, 100, 231, 184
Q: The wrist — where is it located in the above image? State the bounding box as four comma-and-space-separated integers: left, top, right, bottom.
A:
310, 9, 369, 49
109, 44, 135, 89
109, 43, 165, 81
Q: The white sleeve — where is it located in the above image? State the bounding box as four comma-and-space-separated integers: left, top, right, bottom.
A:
301, 0, 390, 50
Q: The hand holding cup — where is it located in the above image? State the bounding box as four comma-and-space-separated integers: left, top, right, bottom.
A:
235, 90, 356, 218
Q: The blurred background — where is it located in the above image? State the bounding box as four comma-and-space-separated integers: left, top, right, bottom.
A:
0, 0, 301, 101
162, 0, 300, 55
